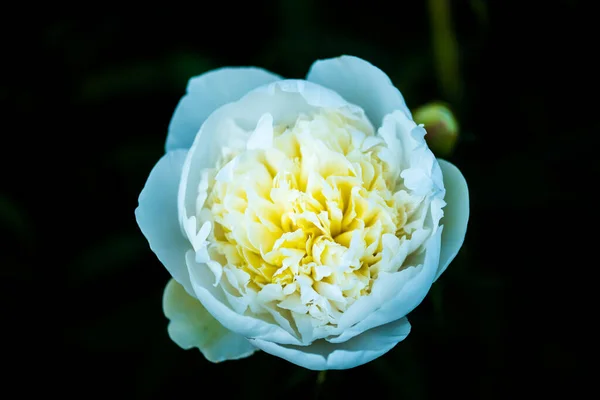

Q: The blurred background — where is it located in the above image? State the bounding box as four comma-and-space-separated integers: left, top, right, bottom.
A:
2, 1, 593, 398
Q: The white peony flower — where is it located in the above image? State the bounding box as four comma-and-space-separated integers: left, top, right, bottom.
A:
135, 55, 469, 370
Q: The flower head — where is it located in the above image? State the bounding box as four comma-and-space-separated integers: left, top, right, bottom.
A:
136, 56, 469, 370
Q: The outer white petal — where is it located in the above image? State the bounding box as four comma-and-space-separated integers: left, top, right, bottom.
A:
163, 279, 257, 362
249, 317, 411, 370
329, 226, 443, 344
434, 160, 469, 281
165, 67, 282, 152
306, 55, 411, 126
135, 150, 194, 296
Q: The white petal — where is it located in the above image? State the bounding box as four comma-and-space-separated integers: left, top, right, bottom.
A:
205, 260, 223, 287
330, 226, 442, 343
165, 67, 282, 152
283, 282, 297, 295
190, 220, 211, 252
378, 111, 436, 180
278, 293, 309, 314
163, 279, 257, 362
186, 252, 305, 346
246, 79, 367, 123
246, 113, 274, 150
214, 156, 239, 183
306, 55, 411, 127
401, 168, 434, 196
249, 317, 411, 370
257, 283, 285, 303
314, 281, 345, 302
135, 150, 195, 296
361, 135, 382, 152
434, 160, 469, 281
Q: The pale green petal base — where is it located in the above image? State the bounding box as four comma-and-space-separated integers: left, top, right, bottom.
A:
163, 279, 257, 363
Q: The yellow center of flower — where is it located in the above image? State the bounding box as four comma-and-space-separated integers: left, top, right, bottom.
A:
198, 110, 422, 309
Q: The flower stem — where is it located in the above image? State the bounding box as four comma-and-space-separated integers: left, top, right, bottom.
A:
315, 370, 327, 399
427, 0, 462, 103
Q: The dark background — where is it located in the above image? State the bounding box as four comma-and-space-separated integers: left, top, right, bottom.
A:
2, 1, 594, 398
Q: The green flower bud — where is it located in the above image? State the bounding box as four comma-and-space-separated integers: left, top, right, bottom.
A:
413, 102, 459, 157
